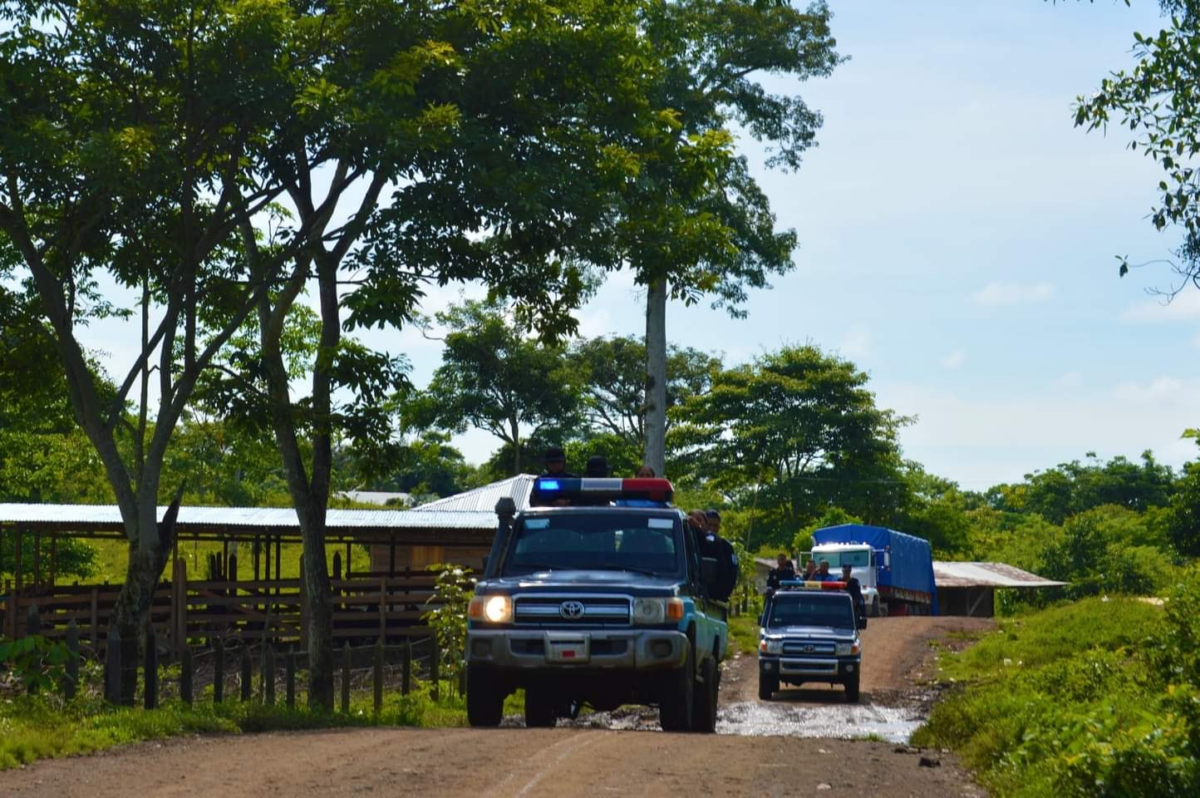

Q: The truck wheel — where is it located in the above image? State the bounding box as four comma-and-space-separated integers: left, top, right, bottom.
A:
659, 645, 696, 732
691, 658, 718, 734
870, 598, 880, 618
758, 672, 779, 701
466, 666, 504, 728
845, 674, 861, 704
524, 688, 557, 728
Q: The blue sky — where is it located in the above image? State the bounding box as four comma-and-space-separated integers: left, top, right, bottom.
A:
79, 0, 1200, 491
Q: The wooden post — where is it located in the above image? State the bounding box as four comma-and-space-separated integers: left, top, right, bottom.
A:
213, 639, 225, 704
274, 536, 281, 597
180, 646, 194, 705
253, 536, 261, 583
144, 623, 158, 710
263, 538, 270, 590
104, 626, 121, 704
240, 644, 253, 702
49, 534, 57, 588
286, 644, 296, 710
263, 644, 275, 706
341, 642, 351, 714
14, 529, 23, 597
402, 639, 412, 696
379, 577, 387, 641
228, 553, 238, 637
332, 552, 342, 582
388, 537, 396, 577
345, 541, 352, 579
298, 554, 308, 651
173, 558, 188, 653
64, 620, 79, 700
373, 638, 384, 715
26, 602, 41, 636
32, 532, 40, 588
90, 588, 99, 650
430, 636, 440, 702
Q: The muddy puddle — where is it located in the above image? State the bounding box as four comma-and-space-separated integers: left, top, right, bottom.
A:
716, 700, 922, 743
503, 700, 923, 743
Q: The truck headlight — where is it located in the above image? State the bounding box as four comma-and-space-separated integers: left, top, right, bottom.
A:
759, 638, 783, 655
469, 595, 512, 624
836, 642, 861, 656
633, 598, 665, 624
633, 598, 684, 624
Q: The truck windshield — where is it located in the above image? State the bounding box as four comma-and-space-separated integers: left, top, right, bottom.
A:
811, 550, 870, 569
767, 595, 855, 630
502, 514, 682, 577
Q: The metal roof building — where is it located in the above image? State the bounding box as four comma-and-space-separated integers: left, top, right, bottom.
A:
933, 561, 1066, 617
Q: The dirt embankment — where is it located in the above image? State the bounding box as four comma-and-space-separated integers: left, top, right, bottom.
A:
0, 617, 993, 798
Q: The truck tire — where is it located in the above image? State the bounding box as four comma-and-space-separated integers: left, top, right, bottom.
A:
870, 598, 880, 618
691, 658, 718, 734
844, 674, 861, 704
524, 688, 557, 728
758, 672, 779, 701
659, 645, 696, 732
466, 666, 504, 728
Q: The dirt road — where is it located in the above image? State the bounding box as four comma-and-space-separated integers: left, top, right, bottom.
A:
0, 617, 992, 798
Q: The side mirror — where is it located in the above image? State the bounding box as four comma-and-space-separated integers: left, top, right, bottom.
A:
859, 616, 868, 629
701, 556, 719, 591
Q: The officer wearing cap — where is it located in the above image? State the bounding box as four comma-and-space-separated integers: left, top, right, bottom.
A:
530, 446, 576, 506
841, 563, 866, 625
704, 509, 721, 537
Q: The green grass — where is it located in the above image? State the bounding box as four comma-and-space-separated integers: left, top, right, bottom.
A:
0, 678, 482, 771
913, 596, 1177, 797
727, 611, 759, 657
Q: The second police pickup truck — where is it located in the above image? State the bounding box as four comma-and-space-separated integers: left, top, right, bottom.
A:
465, 478, 733, 732
758, 580, 865, 703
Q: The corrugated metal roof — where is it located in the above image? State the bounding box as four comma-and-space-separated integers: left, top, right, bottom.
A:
0, 503, 497, 532
933, 561, 1066, 589
413, 475, 535, 514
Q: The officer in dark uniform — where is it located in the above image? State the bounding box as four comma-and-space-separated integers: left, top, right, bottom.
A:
841, 563, 866, 626
767, 553, 797, 590
530, 446, 577, 506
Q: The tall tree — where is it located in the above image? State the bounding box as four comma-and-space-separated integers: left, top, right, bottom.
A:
632, 0, 842, 474
0, 1, 329, 698
672, 344, 907, 546
408, 299, 582, 476
572, 335, 720, 451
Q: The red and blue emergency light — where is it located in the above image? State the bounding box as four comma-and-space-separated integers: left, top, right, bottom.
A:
778, 580, 848, 591
532, 477, 674, 504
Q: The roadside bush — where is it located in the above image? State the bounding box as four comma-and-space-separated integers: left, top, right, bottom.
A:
0, 634, 73, 694
919, 575, 1200, 798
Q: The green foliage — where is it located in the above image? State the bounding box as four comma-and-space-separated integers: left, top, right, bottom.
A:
0, 635, 73, 694
916, 587, 1200, 797
1074, 1, 1200, 284
405, 299, 583, 476
422, 564, 477, 693
672, 344, 907, 547
792, 507, 862, 557
0, 532, 96, 582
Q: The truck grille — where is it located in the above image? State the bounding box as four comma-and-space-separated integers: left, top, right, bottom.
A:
782, 640, 836, 656
513, 596, 631, 625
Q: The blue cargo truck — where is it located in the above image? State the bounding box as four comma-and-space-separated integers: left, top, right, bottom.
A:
806, 524, 938, 617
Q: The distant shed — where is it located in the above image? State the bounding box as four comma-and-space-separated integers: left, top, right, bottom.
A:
933, 561, 1066, 617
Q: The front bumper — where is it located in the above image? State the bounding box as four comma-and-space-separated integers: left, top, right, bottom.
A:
467, 628, 688, 671
759, 655, 861, 681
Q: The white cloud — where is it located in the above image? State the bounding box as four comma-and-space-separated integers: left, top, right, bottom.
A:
1122, 291, 1200, 323
1056, 371, 1083, 389
970, 281, 1055, 306
839, 325, 872, 359
940, 349, 966, 370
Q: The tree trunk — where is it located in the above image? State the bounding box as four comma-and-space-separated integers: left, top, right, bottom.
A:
110, 542, 163, 704
511, 418, 522, 475
298, 502, 334, 711
644, 278, 668, 477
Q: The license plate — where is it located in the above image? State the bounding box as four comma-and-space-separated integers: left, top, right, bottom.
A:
544, 633, 590, 663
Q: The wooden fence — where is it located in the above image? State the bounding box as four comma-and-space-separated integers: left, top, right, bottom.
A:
2, 560, 443, 653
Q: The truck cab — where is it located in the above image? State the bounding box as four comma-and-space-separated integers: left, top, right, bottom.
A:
807, 543, 883, 617
758, 581, 864, 703
465, 478, 730, 732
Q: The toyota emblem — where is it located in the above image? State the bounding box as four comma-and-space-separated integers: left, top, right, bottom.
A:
803, 644, 815, 653
559, 600, 585, 619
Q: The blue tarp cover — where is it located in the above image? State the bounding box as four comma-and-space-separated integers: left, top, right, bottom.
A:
812, 524, 938, 614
